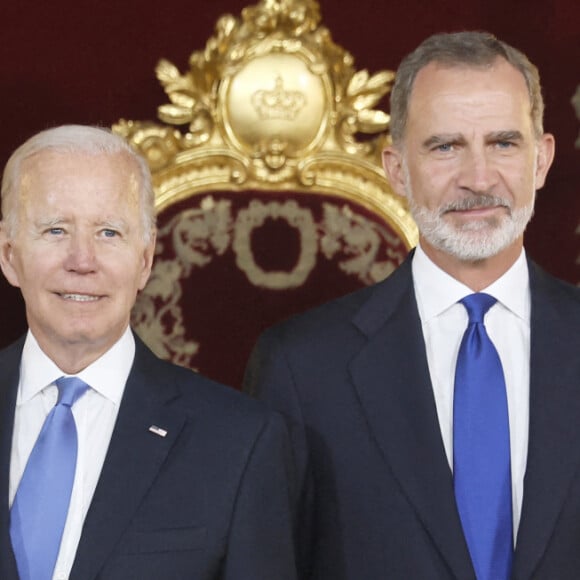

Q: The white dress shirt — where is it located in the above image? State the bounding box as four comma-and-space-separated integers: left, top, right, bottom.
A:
412, 244, 531, 542
9, 327, 135, 580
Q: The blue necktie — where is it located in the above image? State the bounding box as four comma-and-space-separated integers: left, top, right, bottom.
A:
453, 293, 513, 580
10, 376, 89, 580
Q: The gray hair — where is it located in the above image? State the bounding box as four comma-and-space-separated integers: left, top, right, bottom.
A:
1, 124, 156, 242
389, 31, 545, 146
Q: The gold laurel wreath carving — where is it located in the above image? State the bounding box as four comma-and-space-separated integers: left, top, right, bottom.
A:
233, 200, 318, 289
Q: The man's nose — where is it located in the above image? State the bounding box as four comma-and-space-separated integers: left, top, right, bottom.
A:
457, 149, 499, 194
64, 233, 97, 273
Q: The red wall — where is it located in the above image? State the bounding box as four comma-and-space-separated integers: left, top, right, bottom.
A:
1, 0, 579, 346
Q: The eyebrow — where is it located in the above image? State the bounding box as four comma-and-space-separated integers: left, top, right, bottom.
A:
33, 218, 129, 231
486, 130, 524, 142
421, 130, 525, 149
98, 219, 128, 230
34, 217, 66, 229
421, 134, 466, 149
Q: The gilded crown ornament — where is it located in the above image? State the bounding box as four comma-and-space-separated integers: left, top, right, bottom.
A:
252, 76, 306, 121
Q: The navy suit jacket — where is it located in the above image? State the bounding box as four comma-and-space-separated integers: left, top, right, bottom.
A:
0, 335, 297, 580
244, 255, 580, 579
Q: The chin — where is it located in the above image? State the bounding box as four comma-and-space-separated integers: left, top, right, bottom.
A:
433, 226, 519, 261
417, 203, 533, 261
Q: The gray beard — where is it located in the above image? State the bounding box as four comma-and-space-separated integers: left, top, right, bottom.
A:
408, 193, 535, 261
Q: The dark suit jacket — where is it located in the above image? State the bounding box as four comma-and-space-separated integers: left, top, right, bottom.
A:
0, 335, 297, 580
244, 255, 580, 579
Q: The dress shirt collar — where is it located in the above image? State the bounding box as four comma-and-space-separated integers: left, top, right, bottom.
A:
17, 326, 136, 406
412, 243, 530, 323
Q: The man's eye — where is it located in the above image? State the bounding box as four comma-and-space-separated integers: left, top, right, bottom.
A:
435, 143, 453, 152
48, 228, 64, 235
102, 229, 119, 238
496, 141, 515, 149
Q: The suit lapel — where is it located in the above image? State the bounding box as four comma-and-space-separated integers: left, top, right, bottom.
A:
349, 258, 475, 580
513, 263, 580, 578
70, 340, 188, 580
0, 340, 24, 580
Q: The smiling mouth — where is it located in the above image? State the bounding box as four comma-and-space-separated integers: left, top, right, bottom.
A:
443, 194, 510, 215
58, 293, 102, 302
450, 205, 506, 216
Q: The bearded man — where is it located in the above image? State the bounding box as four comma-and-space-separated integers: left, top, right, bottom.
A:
244, 31, 580, 580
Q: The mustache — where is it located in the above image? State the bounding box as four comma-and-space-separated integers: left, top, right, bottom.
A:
441, 195, 511, 213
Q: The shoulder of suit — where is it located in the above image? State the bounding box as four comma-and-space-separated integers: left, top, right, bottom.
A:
0, 335, 26, 366
264, 260, 412, 343
529, 259, 580, 304
145, 346, 276, 421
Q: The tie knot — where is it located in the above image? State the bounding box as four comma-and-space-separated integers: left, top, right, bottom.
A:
55, 376, 89, 407
460, 292, 497, 324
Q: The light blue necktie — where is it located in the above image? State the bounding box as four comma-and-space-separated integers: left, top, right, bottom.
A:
10, 376, 89, 580
453, 293, 513, 580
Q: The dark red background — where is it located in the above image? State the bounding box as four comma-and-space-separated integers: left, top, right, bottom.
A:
2, 0, 579, 350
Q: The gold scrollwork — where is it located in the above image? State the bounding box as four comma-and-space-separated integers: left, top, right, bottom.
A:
131, 197, 234, 366
320, 203, 404, 284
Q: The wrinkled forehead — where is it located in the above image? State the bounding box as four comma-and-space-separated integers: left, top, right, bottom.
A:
418, 58, 527, 94
406, 60, 533, 132
21, 148, 139, 176
19, 149, 140, 195
6, 150, 143, 224
412, 59, 530, 108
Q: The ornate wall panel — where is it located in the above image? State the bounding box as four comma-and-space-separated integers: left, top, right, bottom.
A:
1, 0, 578, 360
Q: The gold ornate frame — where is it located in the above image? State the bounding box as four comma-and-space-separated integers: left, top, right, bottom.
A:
113, 0, 418, 248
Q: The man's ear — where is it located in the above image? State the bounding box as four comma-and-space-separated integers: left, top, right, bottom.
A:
0, 223, 21, 289
534, 133, 555, 190
382, 146, 408, 198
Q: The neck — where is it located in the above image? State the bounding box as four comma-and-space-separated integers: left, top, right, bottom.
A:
419, 237, 523, 292
31, 330, 125, 375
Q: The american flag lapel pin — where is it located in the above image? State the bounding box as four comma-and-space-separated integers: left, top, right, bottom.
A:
149, 425, 168, 437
